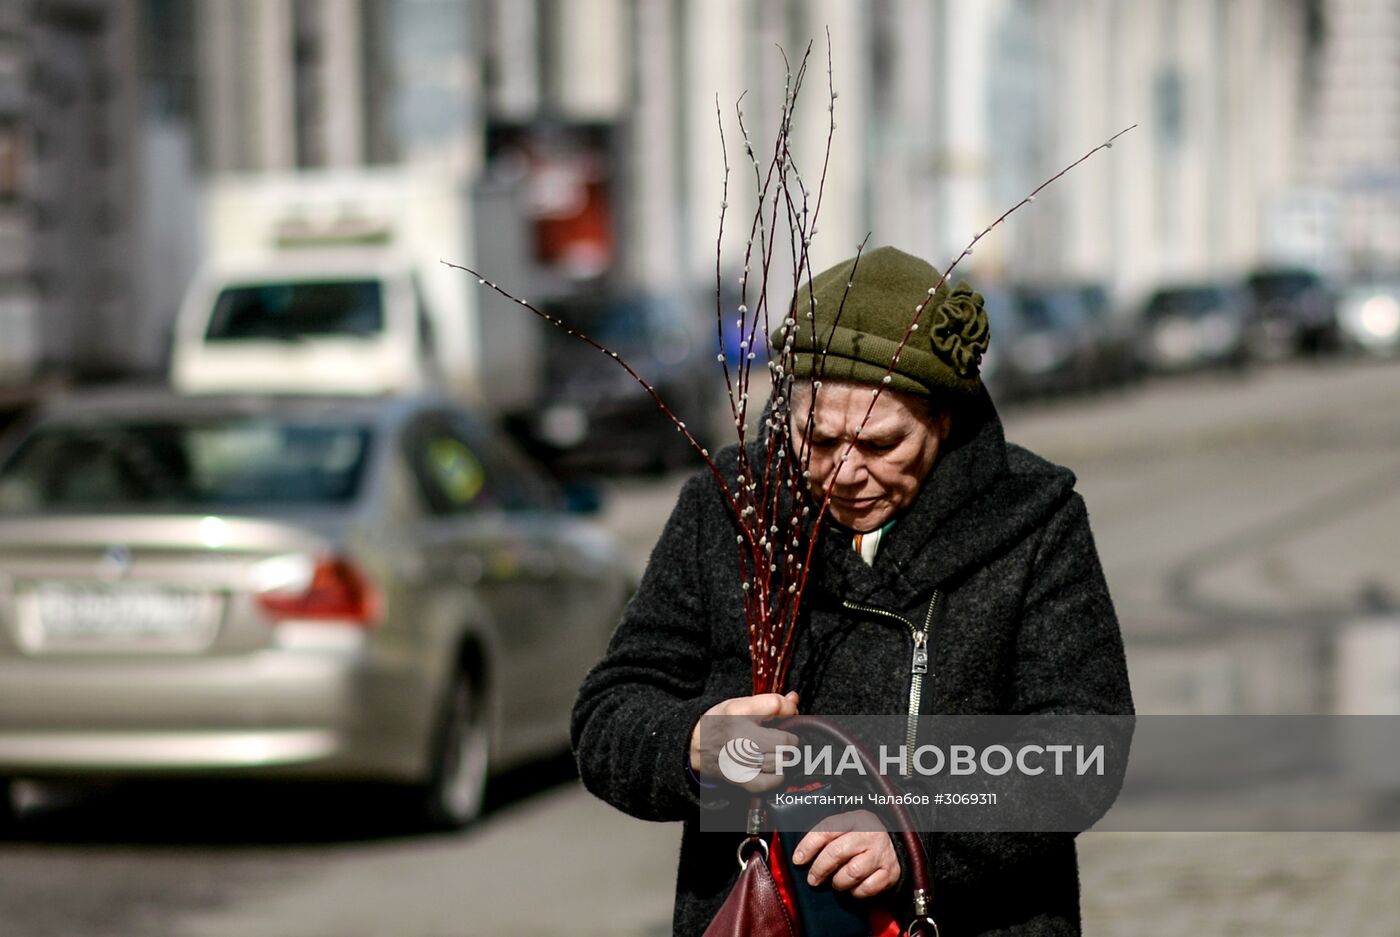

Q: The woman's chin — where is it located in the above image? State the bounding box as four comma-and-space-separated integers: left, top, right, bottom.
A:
829, 503, 891, 532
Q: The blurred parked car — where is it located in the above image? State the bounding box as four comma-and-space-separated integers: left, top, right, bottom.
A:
984, 285, 1095, 400
0, 392, 632, 829
1337, 277, 1400, 357
1243, 267, 1339, 359
1138, 282, 1251, 373
1075, 283, 1142, 389
508, 292, 719, 475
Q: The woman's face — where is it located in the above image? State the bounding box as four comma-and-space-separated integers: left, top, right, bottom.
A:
789, 380, 951, 532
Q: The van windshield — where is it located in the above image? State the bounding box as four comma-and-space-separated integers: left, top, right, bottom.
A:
205, 281, 384, 341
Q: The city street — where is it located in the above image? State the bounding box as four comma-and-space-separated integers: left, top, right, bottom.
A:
2, 359, 1400, 936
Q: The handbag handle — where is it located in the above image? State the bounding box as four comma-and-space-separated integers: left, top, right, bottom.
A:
774, 715, 937, 936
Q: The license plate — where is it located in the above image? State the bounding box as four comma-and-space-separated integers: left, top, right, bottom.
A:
18, 584, 223, 653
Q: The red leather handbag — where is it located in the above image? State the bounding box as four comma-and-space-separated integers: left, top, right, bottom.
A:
703, 716, 939, 937
703, 834, 801, 937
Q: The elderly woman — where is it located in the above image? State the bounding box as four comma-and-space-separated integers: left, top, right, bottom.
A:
572, 246, 1133, 936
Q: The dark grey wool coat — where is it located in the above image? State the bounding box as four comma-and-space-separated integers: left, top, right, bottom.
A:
571, 391, 1133, 936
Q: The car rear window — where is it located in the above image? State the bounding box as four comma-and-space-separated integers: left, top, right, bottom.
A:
0, 417, 372, 512
205, 280, 384, 341
1145, 288, 1231, 320
1245, 271, 1320, 300
1015, 291, 1079, 330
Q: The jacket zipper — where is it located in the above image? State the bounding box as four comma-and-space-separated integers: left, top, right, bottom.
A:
842, 591, 940, 777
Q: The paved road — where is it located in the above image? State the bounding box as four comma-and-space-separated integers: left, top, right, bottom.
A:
2, 360, 1399, 936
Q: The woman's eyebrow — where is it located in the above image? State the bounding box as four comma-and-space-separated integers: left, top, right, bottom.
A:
858, 421, 903, 440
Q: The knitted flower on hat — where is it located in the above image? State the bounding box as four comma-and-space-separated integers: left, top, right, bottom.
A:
927, 281, 989, 380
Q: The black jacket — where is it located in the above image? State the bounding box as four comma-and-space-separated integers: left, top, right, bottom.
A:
571, 392, 1133, 936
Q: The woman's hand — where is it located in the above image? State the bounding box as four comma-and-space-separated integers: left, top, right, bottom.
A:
689, 691, 800, 792
792, 810, 901, 898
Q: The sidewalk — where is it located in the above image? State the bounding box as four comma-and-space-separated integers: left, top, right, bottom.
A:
1080, 831, 1400, 936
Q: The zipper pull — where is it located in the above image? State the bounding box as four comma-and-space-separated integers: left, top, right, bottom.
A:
911, 630, 929, 674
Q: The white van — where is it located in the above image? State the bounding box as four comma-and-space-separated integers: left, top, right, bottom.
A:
169, 251, 442, 397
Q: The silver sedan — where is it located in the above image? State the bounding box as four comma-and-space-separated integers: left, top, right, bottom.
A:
0, 391, 632, 828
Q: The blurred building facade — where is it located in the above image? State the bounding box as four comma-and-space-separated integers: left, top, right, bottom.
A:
192, 0, 1330, 319
677, 0, 1323, 305
1309, 0, 1400, 270
990, 0, 1324, 297
1, 0, 1383, 393
0, 0, 202, 390
0, 0, 142, 385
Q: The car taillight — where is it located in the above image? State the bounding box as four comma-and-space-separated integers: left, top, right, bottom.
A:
255, 557, 381, 627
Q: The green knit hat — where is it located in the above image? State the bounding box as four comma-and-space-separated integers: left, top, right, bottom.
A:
773, 246, 990, 397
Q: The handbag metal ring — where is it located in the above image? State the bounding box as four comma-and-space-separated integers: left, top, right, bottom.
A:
736, 835, 769, 870
904, 916, 941, 937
